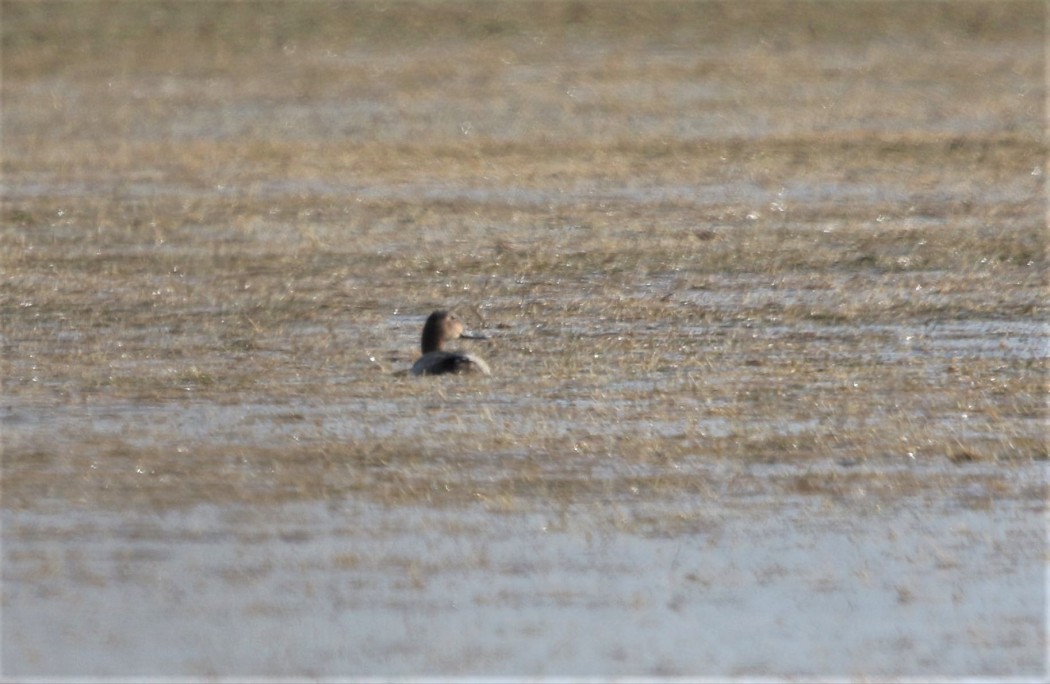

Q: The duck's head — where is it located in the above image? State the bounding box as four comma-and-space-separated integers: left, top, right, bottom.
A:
421, 310, 488, 353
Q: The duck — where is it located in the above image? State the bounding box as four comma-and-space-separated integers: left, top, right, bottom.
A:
410, 310, 491, 376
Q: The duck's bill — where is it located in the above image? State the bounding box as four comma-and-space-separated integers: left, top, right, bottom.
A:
460, 331, 489, 340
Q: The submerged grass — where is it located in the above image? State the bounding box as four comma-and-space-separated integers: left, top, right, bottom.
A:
2, 1, 1046, 518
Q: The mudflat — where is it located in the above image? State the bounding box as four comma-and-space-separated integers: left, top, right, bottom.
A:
2, 1, 1046, 678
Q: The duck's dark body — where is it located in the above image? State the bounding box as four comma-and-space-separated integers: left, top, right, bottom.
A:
411, 350, 491, 376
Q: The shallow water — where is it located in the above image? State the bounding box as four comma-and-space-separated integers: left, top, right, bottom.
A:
4, 468, 1045, 678
3, 1, 1047, 679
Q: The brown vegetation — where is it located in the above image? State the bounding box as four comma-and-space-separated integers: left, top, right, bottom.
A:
2, 2, 1045, 519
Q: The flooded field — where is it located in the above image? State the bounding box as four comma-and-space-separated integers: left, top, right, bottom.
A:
2, 1, 1047, 678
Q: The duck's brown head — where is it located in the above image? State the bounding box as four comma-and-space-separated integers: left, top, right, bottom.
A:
420, 310, 487, 353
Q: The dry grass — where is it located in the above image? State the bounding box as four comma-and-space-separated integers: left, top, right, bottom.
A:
2, 2, 1046, 519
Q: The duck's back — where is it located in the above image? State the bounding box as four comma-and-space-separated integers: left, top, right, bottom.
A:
411, 351, 491, 376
